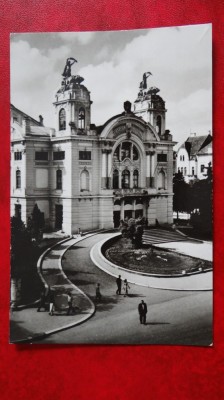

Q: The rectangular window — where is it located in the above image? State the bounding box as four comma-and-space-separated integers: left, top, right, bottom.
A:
200, 165, 205, 173
79, 151, 91, 160
53, 151, 65, 160
14, 151, 22, 160
157, 153, 167, 162
35, 151, 48, 161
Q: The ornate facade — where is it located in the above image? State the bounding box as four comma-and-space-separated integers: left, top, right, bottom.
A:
11, 63, 176, 234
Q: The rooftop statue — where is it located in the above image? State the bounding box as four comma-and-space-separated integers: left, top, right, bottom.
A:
139, 72, 152, 90
62, 57, 77, 78
147, 86, 160, 95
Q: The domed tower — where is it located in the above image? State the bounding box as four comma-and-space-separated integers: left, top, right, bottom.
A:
53, 58, 92, 136
133, 72, 167, 136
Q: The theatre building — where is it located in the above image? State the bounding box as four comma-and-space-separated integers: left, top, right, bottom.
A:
11, 65, 176, 235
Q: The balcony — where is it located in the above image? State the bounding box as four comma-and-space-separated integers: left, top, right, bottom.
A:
113, 188, 149, 197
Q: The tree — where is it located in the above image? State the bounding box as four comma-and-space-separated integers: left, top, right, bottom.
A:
190, 164, 212, 234
27, 204, 45, 242
119, 216, 144, 248
173, 172, 192, 219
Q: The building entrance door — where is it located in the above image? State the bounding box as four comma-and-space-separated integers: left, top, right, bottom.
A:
55, 205, 63, 230
113, 211, 120, 228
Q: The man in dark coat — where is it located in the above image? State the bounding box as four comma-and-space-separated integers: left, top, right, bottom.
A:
116, 275, 122, 295
138, 300, 148, 324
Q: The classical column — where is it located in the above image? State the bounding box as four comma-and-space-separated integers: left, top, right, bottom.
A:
130, 169, 133, 189
118, 170, 122, 189
107, 150, 112, 189
101, 149, 107, 188
150, 151, 155, 188
146, 151, 151, 187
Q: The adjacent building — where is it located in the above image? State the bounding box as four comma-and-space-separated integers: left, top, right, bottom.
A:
176, 133, 212, 182
11, 64, 176, 234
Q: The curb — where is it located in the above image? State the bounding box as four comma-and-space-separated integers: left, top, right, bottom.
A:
12, 230, 108, 343
90, 234, 213, 291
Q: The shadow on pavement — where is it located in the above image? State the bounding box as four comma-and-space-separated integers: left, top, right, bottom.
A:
92, 295, 120, 312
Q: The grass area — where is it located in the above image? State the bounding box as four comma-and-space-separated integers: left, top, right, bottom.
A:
104, 237, 212, 276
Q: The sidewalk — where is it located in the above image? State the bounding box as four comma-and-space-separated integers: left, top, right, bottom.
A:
10, 233, 98, 343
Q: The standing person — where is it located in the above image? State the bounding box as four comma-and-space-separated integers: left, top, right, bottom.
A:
49, 288, 55, 316
138, 300, 148, 325
95, 283, 102, 301
116, 275, 122, 295
37, 290, 47, 312
67, 293, 74, 315
123, 279, 130, 297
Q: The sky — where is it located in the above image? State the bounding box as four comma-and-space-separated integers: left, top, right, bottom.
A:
10, 24, 212, 146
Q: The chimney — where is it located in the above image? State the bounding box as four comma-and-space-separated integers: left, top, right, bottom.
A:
39, 115, 44, 126
23, 116, 31, 135
190, 132, 196, 137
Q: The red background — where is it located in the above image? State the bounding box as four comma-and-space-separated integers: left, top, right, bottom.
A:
1, 1, 224, 399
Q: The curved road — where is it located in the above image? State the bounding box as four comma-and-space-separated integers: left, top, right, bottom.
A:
40, 233, 212, 345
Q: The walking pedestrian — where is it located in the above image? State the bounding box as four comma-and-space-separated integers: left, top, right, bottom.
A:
37, 290, 47, 312
123, 279, 130, 297
95, 283, 102, 301
67, 293, 74, 315
116, 275, 122, 295
49, 288, 55, 316
138, 300, 148, 324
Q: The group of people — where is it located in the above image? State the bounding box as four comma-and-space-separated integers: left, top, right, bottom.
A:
116, 275, 130, 296
38, 276, 148, 325
37, 289, 75, 316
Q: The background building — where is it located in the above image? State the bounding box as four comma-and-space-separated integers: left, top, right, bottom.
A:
11, 65, 176, 234
176, 133, 212, 182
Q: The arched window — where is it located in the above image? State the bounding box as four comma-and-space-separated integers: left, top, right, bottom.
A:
59, 108, 66, 130
158, 170, 165, 189
16, 169, 21, 189
113, 169, 119, 189
56, 169, 62, 190
80, 170, 89, 191
122, 170, 130, 189
78, 107, 85, 129
121, 142, 131, 160
156, 115, 162, 135
132, 145, 139, 160
133, 170, 139, 188
113, 142, 139, 162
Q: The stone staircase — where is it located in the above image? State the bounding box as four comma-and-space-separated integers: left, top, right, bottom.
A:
142, 229, 187, 245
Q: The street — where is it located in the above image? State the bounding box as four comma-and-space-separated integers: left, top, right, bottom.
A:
37, 233, 212, 345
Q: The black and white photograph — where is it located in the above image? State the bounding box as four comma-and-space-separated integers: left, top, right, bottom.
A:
10, 24, 212, 345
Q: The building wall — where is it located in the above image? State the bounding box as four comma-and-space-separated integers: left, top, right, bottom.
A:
10, 79, 175, 234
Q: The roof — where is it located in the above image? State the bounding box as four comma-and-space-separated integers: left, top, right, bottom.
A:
29, 126, 51, 137
11, 104, 41, 126
179, 134, 212, 158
